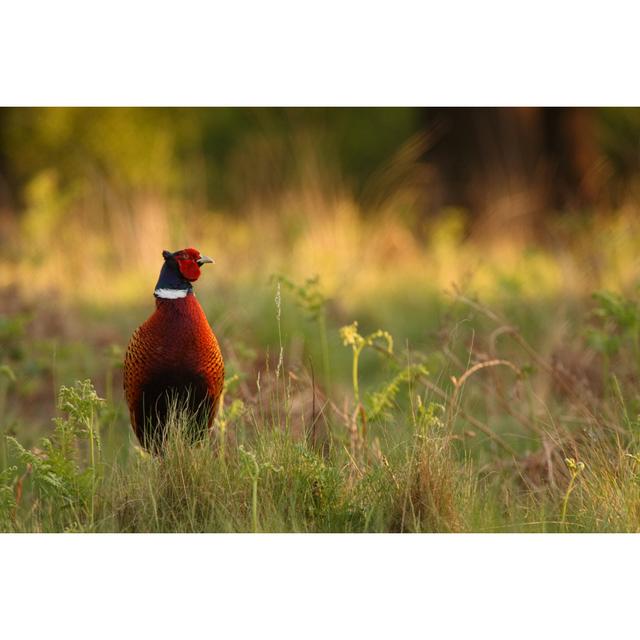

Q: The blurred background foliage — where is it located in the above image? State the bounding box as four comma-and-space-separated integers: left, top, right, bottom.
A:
0, 107, 422, 212
2, 107, 640, 442
2, 107, 640, 305
2, 108, 640, 257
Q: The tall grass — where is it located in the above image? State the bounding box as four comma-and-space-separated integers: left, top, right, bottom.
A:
0, 377, 473, 532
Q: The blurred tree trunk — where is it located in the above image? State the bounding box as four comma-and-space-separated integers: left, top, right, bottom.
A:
542, 107, 603, 209
423, 107, 602, 243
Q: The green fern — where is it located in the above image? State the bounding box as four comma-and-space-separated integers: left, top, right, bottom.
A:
368, 364, 429, 421
6, 379, 105, 527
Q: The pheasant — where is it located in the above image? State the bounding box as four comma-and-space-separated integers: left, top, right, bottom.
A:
123, 248, 224, 451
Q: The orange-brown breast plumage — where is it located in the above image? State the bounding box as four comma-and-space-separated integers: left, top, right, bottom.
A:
123, 293, 224, 450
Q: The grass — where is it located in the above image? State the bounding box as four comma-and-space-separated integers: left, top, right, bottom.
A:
0, 376, 476, 533
4, 180, 640, 531
3, 278, 640, 532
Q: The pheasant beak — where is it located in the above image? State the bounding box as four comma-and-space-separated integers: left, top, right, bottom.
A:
197, 255, 215, 266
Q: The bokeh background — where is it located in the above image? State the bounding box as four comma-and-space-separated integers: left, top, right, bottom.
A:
2, 107, 640, 452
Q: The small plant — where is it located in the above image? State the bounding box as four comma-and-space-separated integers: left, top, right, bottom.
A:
238, 444, 283, 532
340, 321, 394, 458
414, 397, 446, 438
340, 321, 394, 407
560, 457, 586, 531
7, 379, 105, 529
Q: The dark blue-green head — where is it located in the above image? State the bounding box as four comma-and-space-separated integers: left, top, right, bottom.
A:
154, 247, 214, 299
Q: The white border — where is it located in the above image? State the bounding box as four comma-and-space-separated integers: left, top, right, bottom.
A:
1, 534, 637, 638
2, 1, 640, 105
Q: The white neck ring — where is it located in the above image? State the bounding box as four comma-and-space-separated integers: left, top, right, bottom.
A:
154, 288, 189, 299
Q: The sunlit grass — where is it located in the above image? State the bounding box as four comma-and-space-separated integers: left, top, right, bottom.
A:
5, 183, 640, 312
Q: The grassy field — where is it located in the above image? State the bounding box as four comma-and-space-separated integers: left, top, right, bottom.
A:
3, 184, 640, 532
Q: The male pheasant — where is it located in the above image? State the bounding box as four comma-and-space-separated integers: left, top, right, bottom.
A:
123, 248, 224, 451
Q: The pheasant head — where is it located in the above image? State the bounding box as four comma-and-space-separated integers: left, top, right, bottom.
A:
154, 247, 214, 299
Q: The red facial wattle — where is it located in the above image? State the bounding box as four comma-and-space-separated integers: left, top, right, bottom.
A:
175, 247, 204, 282
177, 258, 201, 281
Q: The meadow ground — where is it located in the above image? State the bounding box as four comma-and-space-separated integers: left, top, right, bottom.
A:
3, 191, 640, 532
